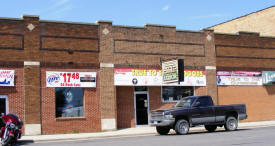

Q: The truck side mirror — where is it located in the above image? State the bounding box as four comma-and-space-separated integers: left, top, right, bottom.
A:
193, 102, 200, 107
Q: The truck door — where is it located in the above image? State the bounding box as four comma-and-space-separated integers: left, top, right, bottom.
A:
191, 96, 215, 124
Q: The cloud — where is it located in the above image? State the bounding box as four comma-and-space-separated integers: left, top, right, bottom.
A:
38, 0, 73, 19
188, 14, 225, 20
162, 5, 170, 11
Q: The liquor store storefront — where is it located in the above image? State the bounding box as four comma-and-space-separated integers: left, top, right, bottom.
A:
217, 71, 275, 122
114, 68, 207, 128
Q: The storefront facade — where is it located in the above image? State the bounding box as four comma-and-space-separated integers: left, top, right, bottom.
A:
1, 15, 275, 135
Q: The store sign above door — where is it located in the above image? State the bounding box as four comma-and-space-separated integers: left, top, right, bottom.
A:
46, 71, 96, 87
216, 71, 262, 86
0, 70, 14, 86
114, 68, 206, 86
262, 71, 275, 85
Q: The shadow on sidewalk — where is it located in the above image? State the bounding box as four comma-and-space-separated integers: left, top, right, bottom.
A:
156, 128, 251, 136
16, 140, 34, 145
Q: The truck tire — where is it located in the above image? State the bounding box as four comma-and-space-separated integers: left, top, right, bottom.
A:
205, 125, 217, 132
225, 116, 238, 131
156, 126, 170, 135
175, 119, 189, 135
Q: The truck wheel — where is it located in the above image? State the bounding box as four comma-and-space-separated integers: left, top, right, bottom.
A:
156, 126, 170, 135
205, 125, 217, 132
225, 116, 238, 131
175, 119, 189, 135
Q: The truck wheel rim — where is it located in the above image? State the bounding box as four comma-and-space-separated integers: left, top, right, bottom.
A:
228, 119, 236, 130
179, 122, 188, 134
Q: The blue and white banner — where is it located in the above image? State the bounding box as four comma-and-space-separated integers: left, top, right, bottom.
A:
0, 70, 14, 86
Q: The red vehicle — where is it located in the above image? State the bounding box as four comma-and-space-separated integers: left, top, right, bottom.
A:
0, 113, 23, 146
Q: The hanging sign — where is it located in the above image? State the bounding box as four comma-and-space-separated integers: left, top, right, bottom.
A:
0, 70, 14, 86
114, 68, 206, 86
162, 60, 179, 83
262, 71, 275, 85
216, 71, 262, 86
46, 71, 96, 87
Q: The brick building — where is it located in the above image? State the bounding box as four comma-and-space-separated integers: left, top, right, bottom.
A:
0, 14, 275, 135
208, 6, 275, 37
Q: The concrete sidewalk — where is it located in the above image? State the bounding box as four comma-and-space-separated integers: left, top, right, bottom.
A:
21, 120, 275, 142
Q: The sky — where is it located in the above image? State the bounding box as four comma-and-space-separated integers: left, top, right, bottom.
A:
0, 0, 274, 30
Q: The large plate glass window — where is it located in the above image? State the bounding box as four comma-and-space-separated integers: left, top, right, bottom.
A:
55, 88, 83, 118
162, 86, 194, 102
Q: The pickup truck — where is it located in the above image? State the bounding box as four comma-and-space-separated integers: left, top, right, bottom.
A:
150, 95, 247, 135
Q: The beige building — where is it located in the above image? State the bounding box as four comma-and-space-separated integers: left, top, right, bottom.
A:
208, 6, 275, 37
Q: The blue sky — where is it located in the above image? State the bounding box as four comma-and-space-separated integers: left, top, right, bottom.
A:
0, 0, 274, 30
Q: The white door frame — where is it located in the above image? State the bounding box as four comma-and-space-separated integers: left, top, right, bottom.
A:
0, 95, 8, 114
134, 91, 150, 126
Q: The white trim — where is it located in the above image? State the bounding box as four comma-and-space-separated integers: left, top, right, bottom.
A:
100, 63, 114, 68
0, 95, 8, 114
24, 61, 40, 66
134, 89, 150, 126
205, 66, 216, 70
101, 118, 116, 130
25, 124, 41, 135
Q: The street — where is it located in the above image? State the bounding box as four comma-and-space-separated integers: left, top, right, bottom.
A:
18, 126, 275, 146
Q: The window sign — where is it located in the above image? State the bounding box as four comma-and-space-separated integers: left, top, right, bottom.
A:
55, 88, 83, 118
46, 71, 96, 87
0, 70, 14, 86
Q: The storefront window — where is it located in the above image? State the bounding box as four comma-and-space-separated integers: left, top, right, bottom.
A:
55, 88, 83, 118
162, 86, 194, 102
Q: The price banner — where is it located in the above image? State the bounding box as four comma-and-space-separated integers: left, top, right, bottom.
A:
46, 71, 96, 87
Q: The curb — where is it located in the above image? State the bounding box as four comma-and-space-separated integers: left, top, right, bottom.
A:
21, 121, 275, 143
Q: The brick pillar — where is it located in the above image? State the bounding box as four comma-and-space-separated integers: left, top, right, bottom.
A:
23, 15, 41, 135
97, 21, 117, 130
204, 29, 218, 105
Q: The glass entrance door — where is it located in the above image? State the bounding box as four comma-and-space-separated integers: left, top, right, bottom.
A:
135, 92, 149, 125
0, 95, 8, 114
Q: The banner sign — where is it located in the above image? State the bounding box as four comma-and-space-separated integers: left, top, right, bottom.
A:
114, 68, 206, 86
162, 60, 178, 83
262, 71, 275, 85
46, 72, 96, 87
0, 70, 14, 86
216, 71, 262, 86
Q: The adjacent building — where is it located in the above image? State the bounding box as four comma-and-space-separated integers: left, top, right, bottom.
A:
208, 5, 275, 37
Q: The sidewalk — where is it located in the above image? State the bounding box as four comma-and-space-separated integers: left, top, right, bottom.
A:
21, 120, 275, 142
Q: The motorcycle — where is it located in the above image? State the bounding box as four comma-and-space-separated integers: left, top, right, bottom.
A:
0, 113, 23, 146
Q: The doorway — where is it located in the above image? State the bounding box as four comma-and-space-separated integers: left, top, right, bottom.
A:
0, 95, 8, 114
134, 91, 149, 126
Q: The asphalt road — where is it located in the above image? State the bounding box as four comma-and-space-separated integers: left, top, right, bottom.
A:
18, 126, 275, 146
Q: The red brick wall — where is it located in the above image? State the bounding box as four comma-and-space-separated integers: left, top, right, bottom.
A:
0, 68, 24, 132
218, 86, 275, 122
116, 86, 135, 128
41, 68, 101, 134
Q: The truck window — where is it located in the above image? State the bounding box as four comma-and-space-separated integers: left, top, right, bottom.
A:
175, 97, 196, 108
196, 97, 212, 107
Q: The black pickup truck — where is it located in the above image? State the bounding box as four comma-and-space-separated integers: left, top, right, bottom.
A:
150, 95, 247, 135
